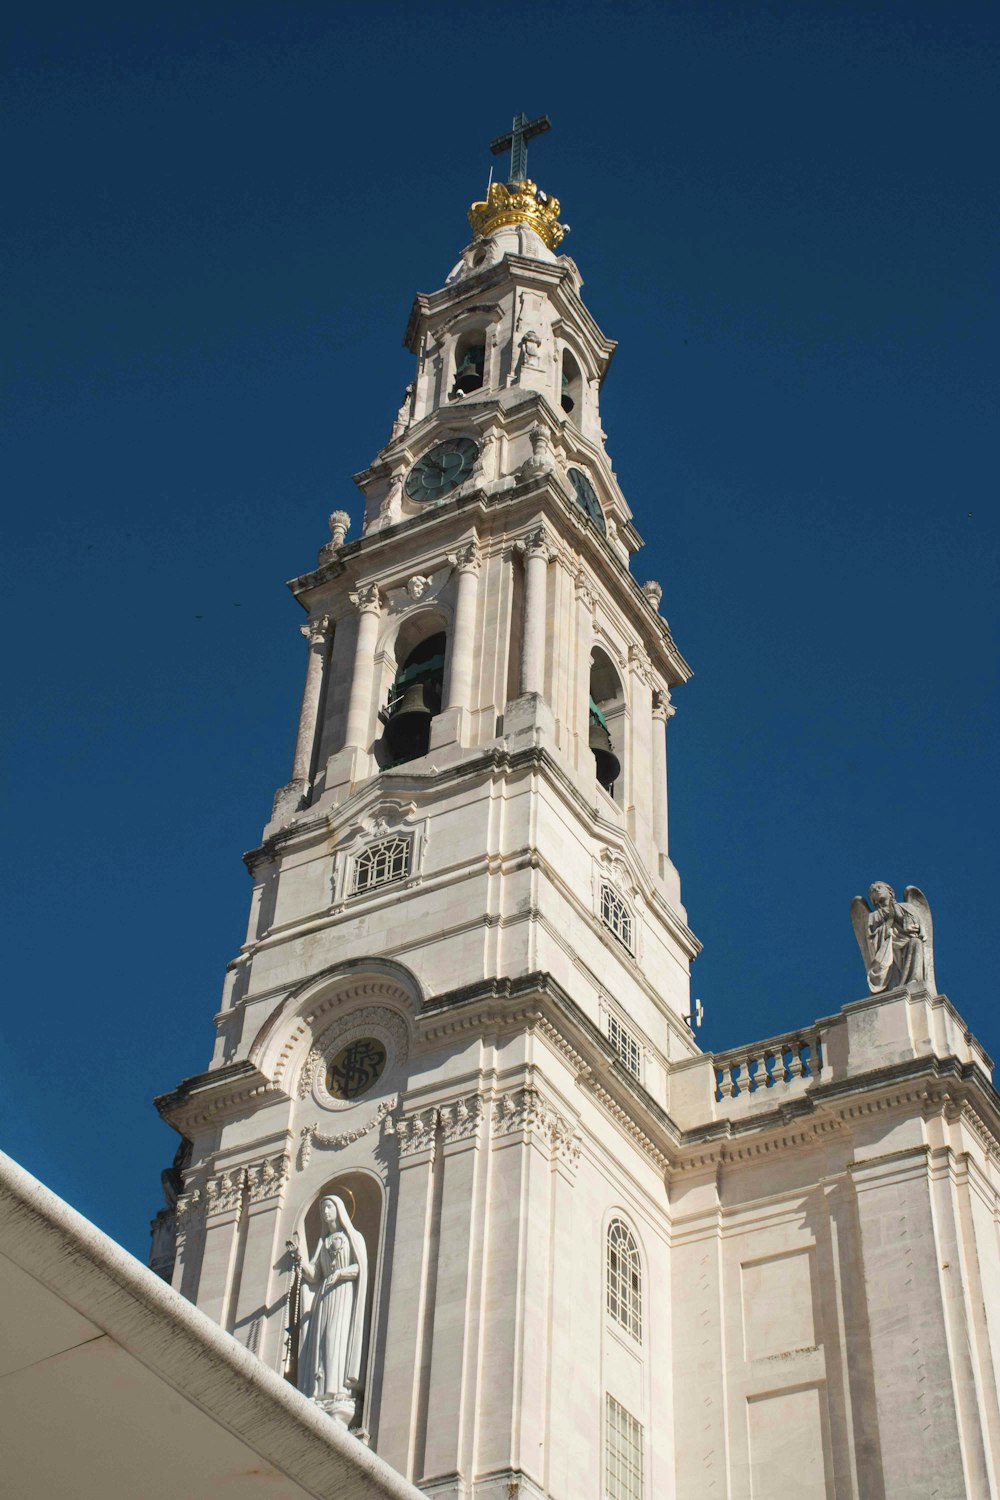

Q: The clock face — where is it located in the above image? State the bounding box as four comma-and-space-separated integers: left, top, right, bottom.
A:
567, 467, 607, 535
405, 436, 479, 503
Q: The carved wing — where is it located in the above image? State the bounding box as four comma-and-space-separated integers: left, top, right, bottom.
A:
850, 895, 873, 978
903, 886, 937, 993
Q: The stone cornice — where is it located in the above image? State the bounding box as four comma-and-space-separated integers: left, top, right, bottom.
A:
668, 1055, 1000, 1178
418, 970, 681, 1170
155, 1060, 281, 1135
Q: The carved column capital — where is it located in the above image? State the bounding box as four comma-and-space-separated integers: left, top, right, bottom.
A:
349, 583, 382, 616
515, 525, 556, 564
447, 537, 482, 576
652, 688, 676, 722
300, 614, 333, 649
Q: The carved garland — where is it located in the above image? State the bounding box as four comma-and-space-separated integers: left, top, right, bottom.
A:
298, 1096, 399, 1169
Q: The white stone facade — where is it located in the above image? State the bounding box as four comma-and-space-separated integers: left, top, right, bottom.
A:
154, 200, 1000, 1499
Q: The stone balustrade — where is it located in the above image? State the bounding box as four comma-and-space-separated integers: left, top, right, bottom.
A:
714, 1026, 827, 1106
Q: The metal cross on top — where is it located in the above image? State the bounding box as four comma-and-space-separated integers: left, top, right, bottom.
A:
490, 111, 552, 184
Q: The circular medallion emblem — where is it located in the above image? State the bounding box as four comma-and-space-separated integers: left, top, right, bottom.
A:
326, 1036, 388, 1100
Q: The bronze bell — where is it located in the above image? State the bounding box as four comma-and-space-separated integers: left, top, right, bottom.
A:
383, 679, 435, 763
589, 714, 620, 792
452, 346, 485, 396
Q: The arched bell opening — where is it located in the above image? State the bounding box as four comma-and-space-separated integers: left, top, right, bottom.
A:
451, 329, 487, 399
561, 348, 583, 424
380, 629, 446, 765
589, 646, 625, 797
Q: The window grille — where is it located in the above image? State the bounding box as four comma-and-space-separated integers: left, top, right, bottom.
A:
352, 836, 410, 895
605, 1395, 644, 1500
608, 1014, 642, 1080
600, 883, 633, 952
606, 1220, 642, 1341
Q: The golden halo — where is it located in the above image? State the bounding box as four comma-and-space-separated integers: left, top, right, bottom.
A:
334, 1185, 357, 1220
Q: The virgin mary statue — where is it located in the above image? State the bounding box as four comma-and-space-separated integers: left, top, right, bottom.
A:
294, 1195, 368, 1414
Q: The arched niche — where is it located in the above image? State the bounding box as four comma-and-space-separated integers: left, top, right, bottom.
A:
589, 645, 626, 798
287, 1170, 385, 1429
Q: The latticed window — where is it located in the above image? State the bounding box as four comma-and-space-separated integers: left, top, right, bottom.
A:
600, 883, 633, 952
605, 1395, 644, 1500
608, 1014, 642, 1079
352, 836, 410, 895
607, 1219, 642, 1341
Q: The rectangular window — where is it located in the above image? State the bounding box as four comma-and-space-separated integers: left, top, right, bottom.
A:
607, 1014, 642, 1080
352, 835, 410, 895
605, 1395, 644, 1500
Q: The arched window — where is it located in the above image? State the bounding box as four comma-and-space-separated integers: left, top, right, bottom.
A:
607, 1219, 642, 1341
451, 330, 486, 398
381, 631, 446, 765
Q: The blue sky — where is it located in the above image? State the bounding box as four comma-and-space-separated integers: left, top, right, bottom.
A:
4, 1, 997, 1260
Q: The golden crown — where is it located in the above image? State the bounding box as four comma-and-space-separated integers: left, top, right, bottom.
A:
467, 179, 567, 253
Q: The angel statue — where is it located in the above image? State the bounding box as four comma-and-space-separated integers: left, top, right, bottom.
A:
287, 1194, 368, 1424
850, 882, 936, 995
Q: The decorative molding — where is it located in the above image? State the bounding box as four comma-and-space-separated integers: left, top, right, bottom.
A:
177, 1149, 290, 1222
439, 1092, 486, 1144
492, 1086, 581, 1169
385, 1105, 440, 1157
298, 1097, 399, 1169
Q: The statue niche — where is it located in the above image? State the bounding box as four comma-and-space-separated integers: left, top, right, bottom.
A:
287, 1190, 369, 1426
850, 881, 936, 994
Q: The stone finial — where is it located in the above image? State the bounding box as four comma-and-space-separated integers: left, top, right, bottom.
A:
642, 580, 663, 612
327, 511, 351, 548
517, 422, 554, 478
850, 882, 936, 995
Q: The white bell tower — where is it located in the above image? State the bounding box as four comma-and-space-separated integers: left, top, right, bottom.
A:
153, 118, 699, 1498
